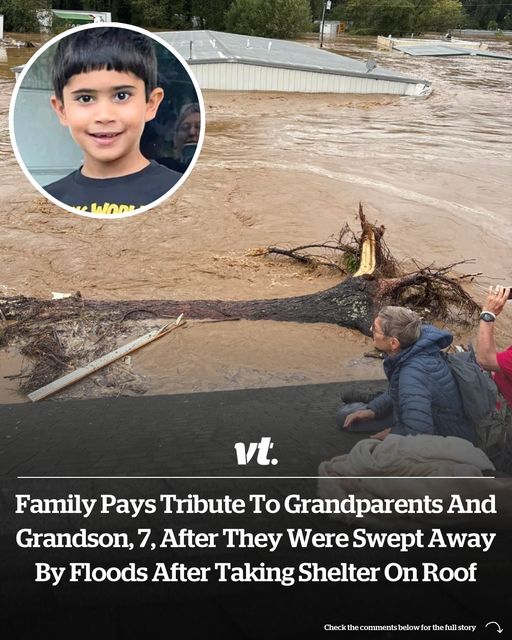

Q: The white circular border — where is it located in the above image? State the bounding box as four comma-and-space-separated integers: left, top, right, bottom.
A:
8, 22, 206, 220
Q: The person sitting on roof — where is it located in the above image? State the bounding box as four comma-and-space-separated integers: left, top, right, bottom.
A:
336, 306, 474, 442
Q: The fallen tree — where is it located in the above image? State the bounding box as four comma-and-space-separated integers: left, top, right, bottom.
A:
0, 205, 481, 392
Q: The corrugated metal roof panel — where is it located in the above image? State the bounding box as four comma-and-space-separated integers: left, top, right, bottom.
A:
395, 44, 512, 59
190, 62, 422, 95
159, 30, 429, 87
473, 50, 512, 60
395, 45, 473, 56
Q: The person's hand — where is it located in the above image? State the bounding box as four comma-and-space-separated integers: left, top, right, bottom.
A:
343, 409, 376, 428
483, 285, 510, 317
370, 428, 391, 441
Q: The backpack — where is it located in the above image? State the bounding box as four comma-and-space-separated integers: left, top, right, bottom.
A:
442, 347, 505, 467
475, 407, 512, 474
442, 345, 498, 424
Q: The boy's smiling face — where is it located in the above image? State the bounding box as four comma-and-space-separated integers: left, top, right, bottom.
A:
51, 68, 163, 178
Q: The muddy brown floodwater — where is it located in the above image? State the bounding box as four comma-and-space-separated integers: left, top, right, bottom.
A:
0, 33, 511, 403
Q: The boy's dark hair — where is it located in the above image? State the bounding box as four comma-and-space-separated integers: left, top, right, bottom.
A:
52, 27, 157, 102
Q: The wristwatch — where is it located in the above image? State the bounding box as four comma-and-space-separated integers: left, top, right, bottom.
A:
479, 311, 496, 322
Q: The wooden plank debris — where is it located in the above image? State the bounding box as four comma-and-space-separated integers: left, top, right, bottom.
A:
28, 315, 185, 402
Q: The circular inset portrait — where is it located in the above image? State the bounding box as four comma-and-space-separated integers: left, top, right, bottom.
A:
9, 23, 205, 218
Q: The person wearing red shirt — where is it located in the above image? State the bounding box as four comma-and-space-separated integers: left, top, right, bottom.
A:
476, 285, 512, 408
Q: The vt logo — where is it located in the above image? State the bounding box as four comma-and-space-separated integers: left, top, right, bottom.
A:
234, 437, 278, 466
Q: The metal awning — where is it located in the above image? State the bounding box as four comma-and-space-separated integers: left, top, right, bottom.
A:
52, 11, 95, 23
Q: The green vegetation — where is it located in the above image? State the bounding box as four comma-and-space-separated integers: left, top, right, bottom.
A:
346, 0, 418, 36
225, 0, 312, 39
2, 0, 511, 37
0, 0, 50, 33
189, 0, 232, 30
460, 0, 512, 29
342, 251, 360, 274
311, 1, 512, 33
129, 0, 187, 30
337, 0, 463, 36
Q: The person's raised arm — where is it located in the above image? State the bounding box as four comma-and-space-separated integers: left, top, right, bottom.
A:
476, 286, 510, 372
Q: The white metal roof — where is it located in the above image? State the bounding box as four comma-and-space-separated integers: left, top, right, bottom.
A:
159, 30, 430, 93
395, 44, 512, 59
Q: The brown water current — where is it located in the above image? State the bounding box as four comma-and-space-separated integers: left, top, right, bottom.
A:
0, 34, 511, 402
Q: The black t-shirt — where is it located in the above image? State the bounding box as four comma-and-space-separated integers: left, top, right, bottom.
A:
44, 161, 181, 214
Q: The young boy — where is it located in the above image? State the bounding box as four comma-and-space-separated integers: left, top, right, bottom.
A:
45, 27, 182, 214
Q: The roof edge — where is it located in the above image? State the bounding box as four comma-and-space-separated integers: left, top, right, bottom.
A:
186, 57, 430, 87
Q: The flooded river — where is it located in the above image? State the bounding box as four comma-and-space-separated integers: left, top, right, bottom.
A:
0, 33, 511, 402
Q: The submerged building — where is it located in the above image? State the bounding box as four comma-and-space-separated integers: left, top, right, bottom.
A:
159, 30, 431, 97
377, 35, 512, 60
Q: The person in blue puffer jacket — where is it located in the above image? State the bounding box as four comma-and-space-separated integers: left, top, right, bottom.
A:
336, 306, 475, 442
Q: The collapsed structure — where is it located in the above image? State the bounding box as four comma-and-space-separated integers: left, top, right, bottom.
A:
378, 35, 512, 59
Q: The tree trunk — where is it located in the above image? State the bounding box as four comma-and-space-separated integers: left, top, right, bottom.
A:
0, 275, 378, 338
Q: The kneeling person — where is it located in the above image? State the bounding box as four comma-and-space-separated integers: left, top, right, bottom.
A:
337, 306, 474, 442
